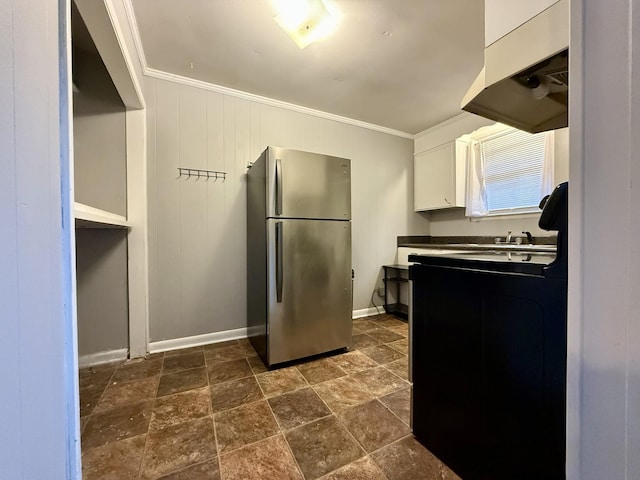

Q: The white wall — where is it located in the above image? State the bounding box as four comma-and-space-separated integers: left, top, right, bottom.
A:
415, 113, 569, 238
145, 76, 425, 342
0, 0, 80, 477
76, 229, 129, 357
73, 48, 127, 216
568, 0, 640, 478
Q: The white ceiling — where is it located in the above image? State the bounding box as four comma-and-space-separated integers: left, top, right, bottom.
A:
129, 0, 485, 135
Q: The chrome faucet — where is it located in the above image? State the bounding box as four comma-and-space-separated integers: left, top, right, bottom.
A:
506, 230, 512, 244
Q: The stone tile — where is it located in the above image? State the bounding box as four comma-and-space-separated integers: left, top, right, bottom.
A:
296, 358, 346, 385
139, 417, 216, 480
214, 400, 279, 454
80, 415, 89, 434
204, 344, 249, 363
80, 390, 105, 418
157, 367, 208, 398
380, 388, 411, 426
82, 401, 153, 450
247, 355, 269, 374
157, 459, 220, 479
351, 324, 370, 335
79, 367, 115, 417
79, 365, 116, 390
386, 325, 409, 337
371, 436, 462, 480
285, 416, 364, 479
236, 342, 257, 356
210, 376, 263, 413
219, 434, 303, 480
318, 456, 388, 480
207, 358, 253, 385
203, 340, 239, 351
387, 338, 409, 355
163, 352, 205, 375
256, 367, 308, 398
365, 328, 404, 344
351, 333, 381, 350
150, 387, 211, 430
145, 352, 165, 361
82, 434, 146, 480
372, 317, 407, 329
361, 344, 406, 365
268, 387, 332, 430
351, 319, 378, 333
352, 366, 409, 397
312, 376, 375, 414
94, 376, 159, 413
330, 351, 379, 375
385, 357, 409, 381
164, 346, 204, 357
112, 358, 163, 382
339, 400, 411, 452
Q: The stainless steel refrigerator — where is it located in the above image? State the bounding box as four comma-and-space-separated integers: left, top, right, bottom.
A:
247, 146, 352, 367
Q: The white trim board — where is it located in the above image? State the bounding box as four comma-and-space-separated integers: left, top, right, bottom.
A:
149, 327, 250, 354
120, 0, 413, 140
148, 315, 386, 353
353, 307, 385, 319
74, 202, 130, 228
78, 348, 129, 368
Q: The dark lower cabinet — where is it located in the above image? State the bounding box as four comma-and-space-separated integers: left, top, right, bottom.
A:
411, 264, 567, 480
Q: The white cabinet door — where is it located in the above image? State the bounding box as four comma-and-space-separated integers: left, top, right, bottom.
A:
414, 140, 467, 211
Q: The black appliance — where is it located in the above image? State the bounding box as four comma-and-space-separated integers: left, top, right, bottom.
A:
409, 182, 568, 480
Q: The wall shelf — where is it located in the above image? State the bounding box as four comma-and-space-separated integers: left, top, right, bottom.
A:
383, 264, 409, 319
74, 202, 130, 229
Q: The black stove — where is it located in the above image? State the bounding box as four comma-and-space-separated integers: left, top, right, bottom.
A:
409, 182, 568, 480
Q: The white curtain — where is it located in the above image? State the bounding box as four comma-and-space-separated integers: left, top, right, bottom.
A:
465, 140, 488, 217
540, 130, 556, 198
465, 129, 556, 218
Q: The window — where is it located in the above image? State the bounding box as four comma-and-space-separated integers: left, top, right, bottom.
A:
465, 124, 554, 218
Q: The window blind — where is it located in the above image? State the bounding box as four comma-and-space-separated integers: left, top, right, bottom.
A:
480, 129, 547, 212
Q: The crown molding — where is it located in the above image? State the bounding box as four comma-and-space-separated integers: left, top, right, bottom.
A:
147, 68, 415, 139
121, 0, 149, 72
121, 0, 414, 140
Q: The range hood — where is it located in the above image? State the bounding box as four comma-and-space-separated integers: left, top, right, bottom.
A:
461, 0, 569, 133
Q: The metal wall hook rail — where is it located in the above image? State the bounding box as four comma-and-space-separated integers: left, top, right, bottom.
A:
178, 167, 226, 180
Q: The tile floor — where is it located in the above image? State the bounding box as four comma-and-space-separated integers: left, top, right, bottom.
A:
79, 314, 460, 480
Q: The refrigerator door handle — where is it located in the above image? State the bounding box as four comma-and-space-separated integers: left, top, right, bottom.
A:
275, 158, 283, 216
276, 221, 283, 303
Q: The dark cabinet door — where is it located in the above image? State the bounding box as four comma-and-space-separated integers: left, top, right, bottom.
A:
411, 265, 567, 480
412, 266, 485, 477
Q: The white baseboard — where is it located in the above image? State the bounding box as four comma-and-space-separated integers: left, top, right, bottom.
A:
78, 348, 128, 368
352, 307, 385, 319
149, 327, 249, 354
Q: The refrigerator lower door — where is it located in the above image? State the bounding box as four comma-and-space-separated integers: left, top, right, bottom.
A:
267, 218, 352, 365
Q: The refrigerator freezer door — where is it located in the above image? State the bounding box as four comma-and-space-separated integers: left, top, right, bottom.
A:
267, 147, 351, 220
267, 218, 352, 365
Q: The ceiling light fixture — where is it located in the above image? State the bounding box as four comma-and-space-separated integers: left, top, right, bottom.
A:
272, 0, 339, 49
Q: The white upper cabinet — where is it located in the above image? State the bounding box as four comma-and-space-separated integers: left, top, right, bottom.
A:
414, 139, 468, 211
485, 0, 561, 46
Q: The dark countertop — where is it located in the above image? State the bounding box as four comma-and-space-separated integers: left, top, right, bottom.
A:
400, 243, 556, 253
398, 235, 557, 247
408, 251, 557, 276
